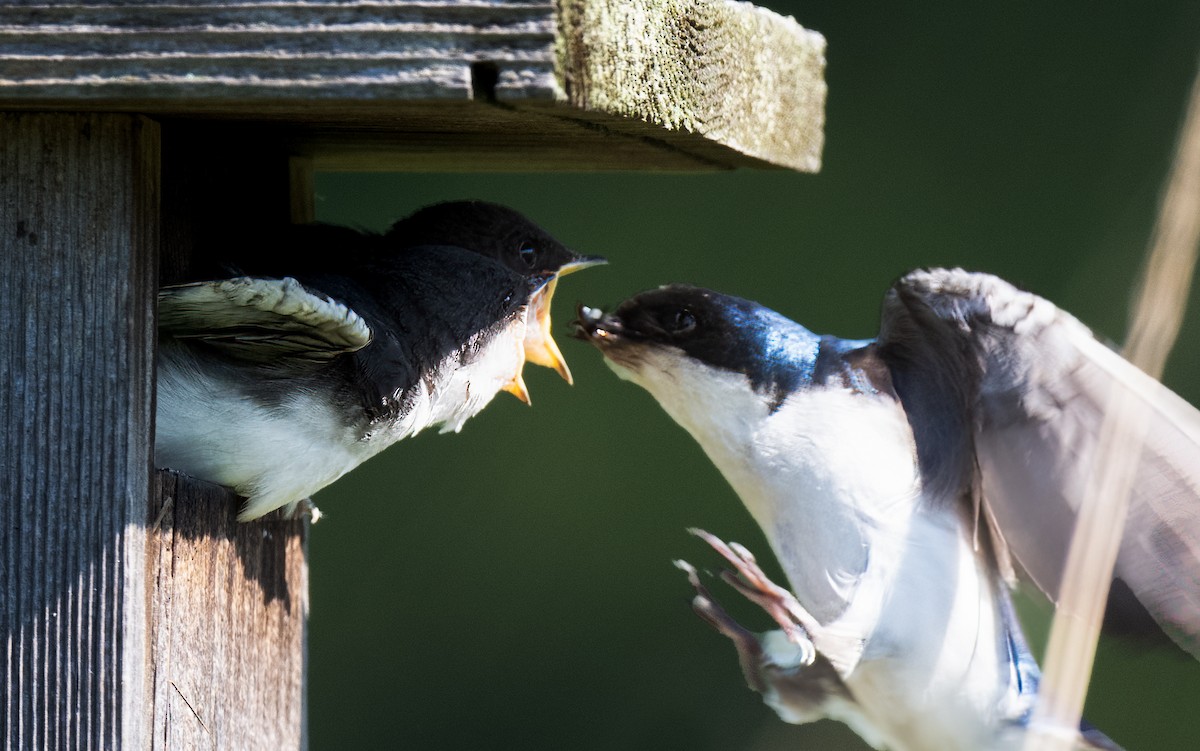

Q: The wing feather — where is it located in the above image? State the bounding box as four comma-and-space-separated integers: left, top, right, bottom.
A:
158, 276, 372, 363
880, 268, 1200, 657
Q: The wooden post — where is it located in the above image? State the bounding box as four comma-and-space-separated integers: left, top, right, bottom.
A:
1, 112, 159, 750
147, 473, 307, 750
1, 116, 309, 751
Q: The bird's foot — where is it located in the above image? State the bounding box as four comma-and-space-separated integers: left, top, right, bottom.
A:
685, 527, 822, 655
292, 497, 323, 523
678, 529, 854, 725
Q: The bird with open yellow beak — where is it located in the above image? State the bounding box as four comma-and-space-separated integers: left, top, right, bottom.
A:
155, 200, 604, 520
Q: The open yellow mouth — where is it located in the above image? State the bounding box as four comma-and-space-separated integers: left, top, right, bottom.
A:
524, 257, 607, 384
504, 256, 605, 403
524, 276, 573, 384
502, 366, 532, 405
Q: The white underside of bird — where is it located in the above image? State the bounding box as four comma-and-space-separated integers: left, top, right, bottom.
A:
156, 313, 526, 521
608, 353, 1030, 750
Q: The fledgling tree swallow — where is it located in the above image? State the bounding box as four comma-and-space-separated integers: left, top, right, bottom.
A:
575, 268, 1200, 750
156, 201, 603, 521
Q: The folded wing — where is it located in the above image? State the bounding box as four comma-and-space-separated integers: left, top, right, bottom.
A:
159, 276, 372, 363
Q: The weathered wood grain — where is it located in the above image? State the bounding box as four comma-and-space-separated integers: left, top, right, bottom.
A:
0, 0, 826, 171
0, 112, 159, 751
556, 0, 826, 171
149, 472, 308, 751
0, 115, 310, 751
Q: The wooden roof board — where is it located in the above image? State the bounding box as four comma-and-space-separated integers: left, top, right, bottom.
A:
0, 0, 826, 171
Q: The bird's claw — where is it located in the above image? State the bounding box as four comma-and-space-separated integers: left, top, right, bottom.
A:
675, 559, 772, 692
686, 528, 820, 659
679, 531, 855, 725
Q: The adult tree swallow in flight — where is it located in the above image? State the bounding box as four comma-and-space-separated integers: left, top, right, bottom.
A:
575, 268, 1200, 750
156, 201, 603, 521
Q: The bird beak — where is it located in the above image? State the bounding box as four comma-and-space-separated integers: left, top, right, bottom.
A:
525, 277, 573, 384
557, 255, 608, 277
522, 255, 607, 385
503, 372, 532, 405
502, 334, 533, 405
570, 303, 621, 345
571, 303, 644, 373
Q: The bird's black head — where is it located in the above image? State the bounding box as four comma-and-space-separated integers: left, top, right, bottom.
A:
574, 284, 823, 404
387, 200, 605, 387
575, 285, 743, 367
386, 201, 604, 277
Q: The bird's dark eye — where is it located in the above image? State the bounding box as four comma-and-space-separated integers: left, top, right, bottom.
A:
668, 309, 697, 334
518, 243, 538, 267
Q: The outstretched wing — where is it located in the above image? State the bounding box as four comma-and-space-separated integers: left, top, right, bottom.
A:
878, 267, 1200, 658
159, 276, 373, 364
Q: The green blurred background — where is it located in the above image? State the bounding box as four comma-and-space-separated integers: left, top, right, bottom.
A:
308, 3, 1200, 749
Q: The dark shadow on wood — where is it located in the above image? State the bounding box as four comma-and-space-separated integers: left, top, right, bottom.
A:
153, 470, 305, 608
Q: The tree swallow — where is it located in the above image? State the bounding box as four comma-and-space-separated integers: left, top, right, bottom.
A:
156, 201, 603, 521
574, 268, 1200, 750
